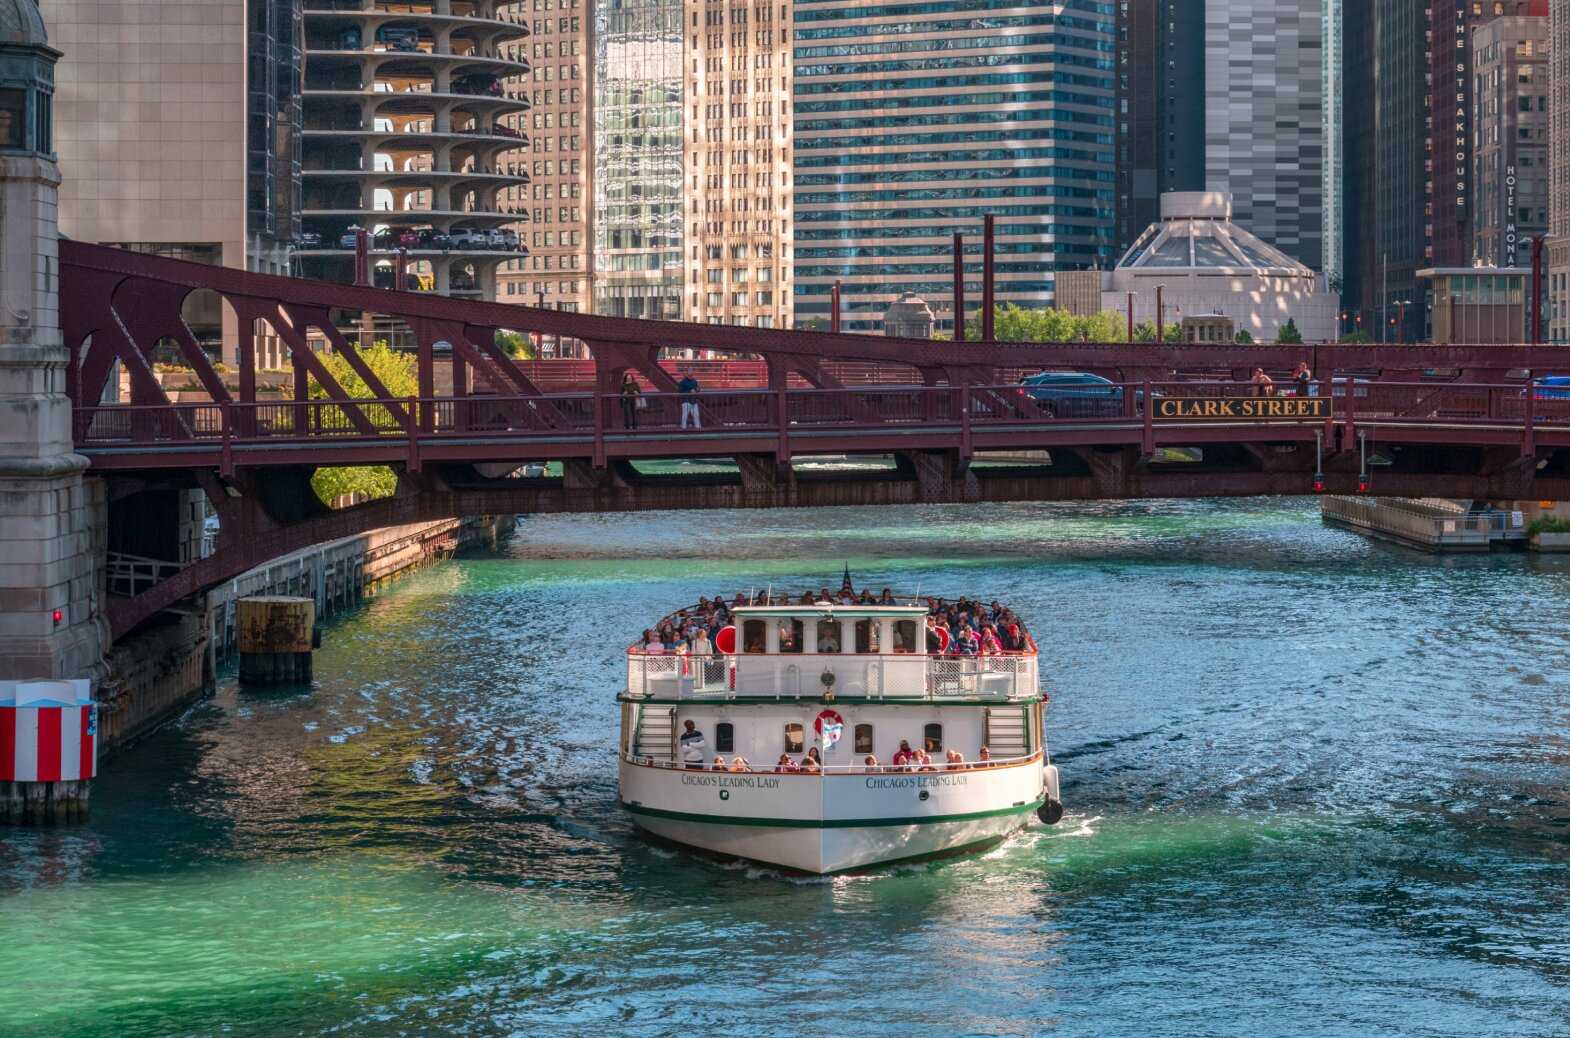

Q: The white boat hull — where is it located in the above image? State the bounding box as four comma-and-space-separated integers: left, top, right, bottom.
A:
620, 756, 1055, 874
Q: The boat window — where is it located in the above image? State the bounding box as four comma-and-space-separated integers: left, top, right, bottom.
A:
854, 619, 880, 653
923, 723, 943, 752
778, 618, 804, 654
893, 620, 918, 653
817, 618, 841, 653
742, 618, 767, 654
715, 722, 734, 753
854, 723, 874, 754
784, 722, 805, 754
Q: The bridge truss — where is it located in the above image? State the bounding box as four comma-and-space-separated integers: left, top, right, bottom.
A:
58, 241, 1570, 637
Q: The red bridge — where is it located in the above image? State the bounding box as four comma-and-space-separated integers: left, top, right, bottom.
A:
62, 242, 1570, 636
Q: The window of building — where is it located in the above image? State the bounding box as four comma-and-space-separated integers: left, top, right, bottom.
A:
715, 722, 734, 753
0, 90, 25, 150
854, 619, 880, 653
893, 620, 917, 653
784, 723, 805, 754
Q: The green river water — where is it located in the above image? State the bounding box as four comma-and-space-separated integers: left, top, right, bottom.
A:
3, 498, 1570, 1037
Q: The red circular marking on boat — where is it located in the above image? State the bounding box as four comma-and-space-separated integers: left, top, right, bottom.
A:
714, 625, 737, 655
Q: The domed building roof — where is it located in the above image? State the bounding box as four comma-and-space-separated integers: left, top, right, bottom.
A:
0, 0, 47, 46
1115, 191, 1311, 277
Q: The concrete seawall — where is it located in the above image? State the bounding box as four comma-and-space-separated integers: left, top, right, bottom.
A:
99, 515, 515, 756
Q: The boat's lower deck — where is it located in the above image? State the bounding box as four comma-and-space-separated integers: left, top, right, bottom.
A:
619, 754, 1056, 873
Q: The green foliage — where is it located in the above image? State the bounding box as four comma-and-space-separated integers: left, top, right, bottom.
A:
495, 330, 537, 359
1526, 515, 1570, 537
307, 343, 418, 508
1340, 330, 1372, 344
968, 304, 1128, 343
1234, 329, 1254, 344
1132, 320, 1182, 343
1277, 318, 1303, 344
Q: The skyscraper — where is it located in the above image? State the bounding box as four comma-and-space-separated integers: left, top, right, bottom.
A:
1551, 0, 1570, 341
592, 0, 792, 328
1322, 0, 1343, 288
1116, 1, 1327, 272
1202, 0, 1326, 271
1115, 0, 1204, 254
1343, 0, 1429, 341
1472, 11, 1549, 269
498, 0, 592, 320
791, 0, 1117, 333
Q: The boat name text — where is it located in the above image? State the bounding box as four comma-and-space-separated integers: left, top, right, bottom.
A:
681, 774, 783, 789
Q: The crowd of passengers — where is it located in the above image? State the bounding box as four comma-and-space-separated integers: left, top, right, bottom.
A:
691, 743, 1001, 774
632, 587, 1032, 656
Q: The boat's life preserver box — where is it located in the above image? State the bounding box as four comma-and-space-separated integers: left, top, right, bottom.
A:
714, 625, 737, 655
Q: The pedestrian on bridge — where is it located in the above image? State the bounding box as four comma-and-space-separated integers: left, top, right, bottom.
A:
620, 373, 642, 430
678, 373, 702, 429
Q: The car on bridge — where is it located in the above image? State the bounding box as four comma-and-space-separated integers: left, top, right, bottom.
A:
1019, 372, 1158, 418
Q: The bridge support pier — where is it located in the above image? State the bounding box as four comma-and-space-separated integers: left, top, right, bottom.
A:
0, 20, 105, 823
899, 450, 980, 503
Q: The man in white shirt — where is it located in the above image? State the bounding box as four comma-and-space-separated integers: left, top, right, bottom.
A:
679, 719, 706, 769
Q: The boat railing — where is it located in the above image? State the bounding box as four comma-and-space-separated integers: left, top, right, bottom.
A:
620, 749, 1042, 774
624, 651, 1037, 701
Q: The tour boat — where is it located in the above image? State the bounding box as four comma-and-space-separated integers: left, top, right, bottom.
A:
617, 588, 1064, 874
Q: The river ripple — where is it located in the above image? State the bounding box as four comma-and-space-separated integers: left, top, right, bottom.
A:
3, 498, 1570, 1037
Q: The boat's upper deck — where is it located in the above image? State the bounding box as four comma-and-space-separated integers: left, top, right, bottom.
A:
625, 590, 1038, 702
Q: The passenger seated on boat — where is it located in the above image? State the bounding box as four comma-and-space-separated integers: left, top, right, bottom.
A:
639, 629, 661, 653
711, 756, 727, 771
880, 588, 896, 604
891, 740, 915, 768
858, 589, 874, 605
916, 749, 936, 772
999, 623, 1026, 652
799, 590, 815, 605
691, 628, 712, 657
945, 750, 965, 769
976, 746, 992, 767
775, 753, 799, 773
728, 756, 750, 772
863, 754, 880, 771
979, 626, 1002, 655
801, 748, 823, 773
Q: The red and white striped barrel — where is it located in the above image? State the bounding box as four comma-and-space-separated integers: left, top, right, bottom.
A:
0, 681, 97, 783
0, 705, 97, 782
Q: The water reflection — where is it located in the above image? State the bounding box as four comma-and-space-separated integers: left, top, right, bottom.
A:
4, 499, 1570, 1035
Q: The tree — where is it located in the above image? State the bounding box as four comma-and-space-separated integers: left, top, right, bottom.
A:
1235, 329, 1254, 344
495, 330, 537, 359
307, 342, 418, 507
1339, 330, 1372, 344
1077, 310, 1128, 343
1277, 318, 1303, 344
1133, 320, 1182, 344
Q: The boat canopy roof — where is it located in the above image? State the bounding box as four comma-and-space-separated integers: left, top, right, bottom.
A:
731, 603, 928, 618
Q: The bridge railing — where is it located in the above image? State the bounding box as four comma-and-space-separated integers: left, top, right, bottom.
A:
72, 381, 1570, 450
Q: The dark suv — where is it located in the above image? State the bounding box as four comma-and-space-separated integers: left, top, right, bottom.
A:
1019, 372, 1155, 418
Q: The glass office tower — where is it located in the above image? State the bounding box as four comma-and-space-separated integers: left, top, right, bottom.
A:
791, 0, 1117, 333
593, 0, 684, 319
